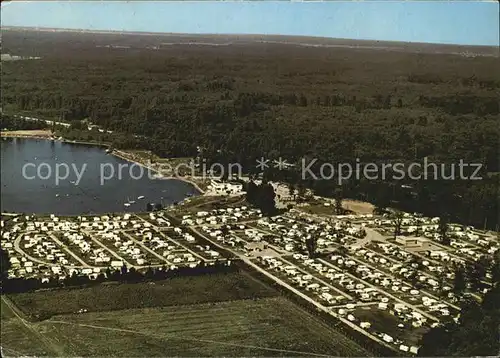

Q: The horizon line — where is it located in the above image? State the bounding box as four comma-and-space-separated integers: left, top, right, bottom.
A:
2, 25, 498, 49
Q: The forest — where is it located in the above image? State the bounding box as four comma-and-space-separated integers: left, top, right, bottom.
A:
0, 113, 48, 130
418, 283, 500, 356
1, 29, 499, 230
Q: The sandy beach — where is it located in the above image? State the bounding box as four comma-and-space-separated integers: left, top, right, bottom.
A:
1, 129, 53, 139
1, 131, 207, 195
111, 149, 207, 194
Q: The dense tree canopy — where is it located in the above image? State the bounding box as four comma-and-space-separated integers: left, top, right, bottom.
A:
2, 30, 499, 228
419, 285, 500, 356
0, 113, 48, 130
0, 248, 11, 284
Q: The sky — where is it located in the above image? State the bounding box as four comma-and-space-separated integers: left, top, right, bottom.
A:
1, 1, 498, 46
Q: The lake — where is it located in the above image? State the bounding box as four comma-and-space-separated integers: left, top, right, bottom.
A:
0, 137, 200, 215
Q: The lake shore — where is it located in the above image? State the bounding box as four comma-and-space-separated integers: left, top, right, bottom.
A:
111, 149, 207, 195
1, 131, 207, 195
1, 129, 53, 139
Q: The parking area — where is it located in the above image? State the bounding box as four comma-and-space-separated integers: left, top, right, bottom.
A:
175, 208, 497, 355
1, 206, 497, 355
1, 213, 227, 279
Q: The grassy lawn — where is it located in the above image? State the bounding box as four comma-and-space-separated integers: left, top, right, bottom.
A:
2, 270, 373, 356
1, 298, 60, 357
299, 203, 337, 216
354, 306, 428, 346
8, 271, 276, 320
176, 194, 225, 209
6, 297, 371, 357
177, 195, 246, 213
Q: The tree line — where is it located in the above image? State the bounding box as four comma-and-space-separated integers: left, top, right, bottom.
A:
2, 31, 498, 231
419, 284, 500, 356
0, 113, 49, 130
0, 248, 235, 295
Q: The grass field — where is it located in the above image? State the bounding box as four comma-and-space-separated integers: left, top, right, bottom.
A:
176, 195, 246, 213
354, 307, 428, 346
8, 271, 276, 319
2, 271, 372, 357
1, 298, 64, 357
2, 297, 371, 357
298, 203, 338, 216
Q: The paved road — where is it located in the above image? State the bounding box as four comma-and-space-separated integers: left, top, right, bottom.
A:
83, 230, 135, 268
277, 255, 354, 300
10, 230, 203, 272
345, 253, 461, 311
361, 245, 479, 305
354, 227, 386, 247
10, 114, 70, 128
133, 215, 208, 262
192, 218, 261, 229
286, 210, 480, 304
48, 233, 91, 267
13, 234, 88, 269
189, 226, 398, 354
317, 257, 439, 322
231, 229, 287, 255
121, 230, 173, 265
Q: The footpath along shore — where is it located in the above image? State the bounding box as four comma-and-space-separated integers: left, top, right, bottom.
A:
2, 130, 110, 148
111, 149, 207, 195
1, 129, 53, 139
2, 130, 207, 195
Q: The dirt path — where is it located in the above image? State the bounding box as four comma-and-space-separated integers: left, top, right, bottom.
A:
112, 150, 207, 194
1, 296, 65, 356
47, 318, 332, 357
188, 226, 397, 354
